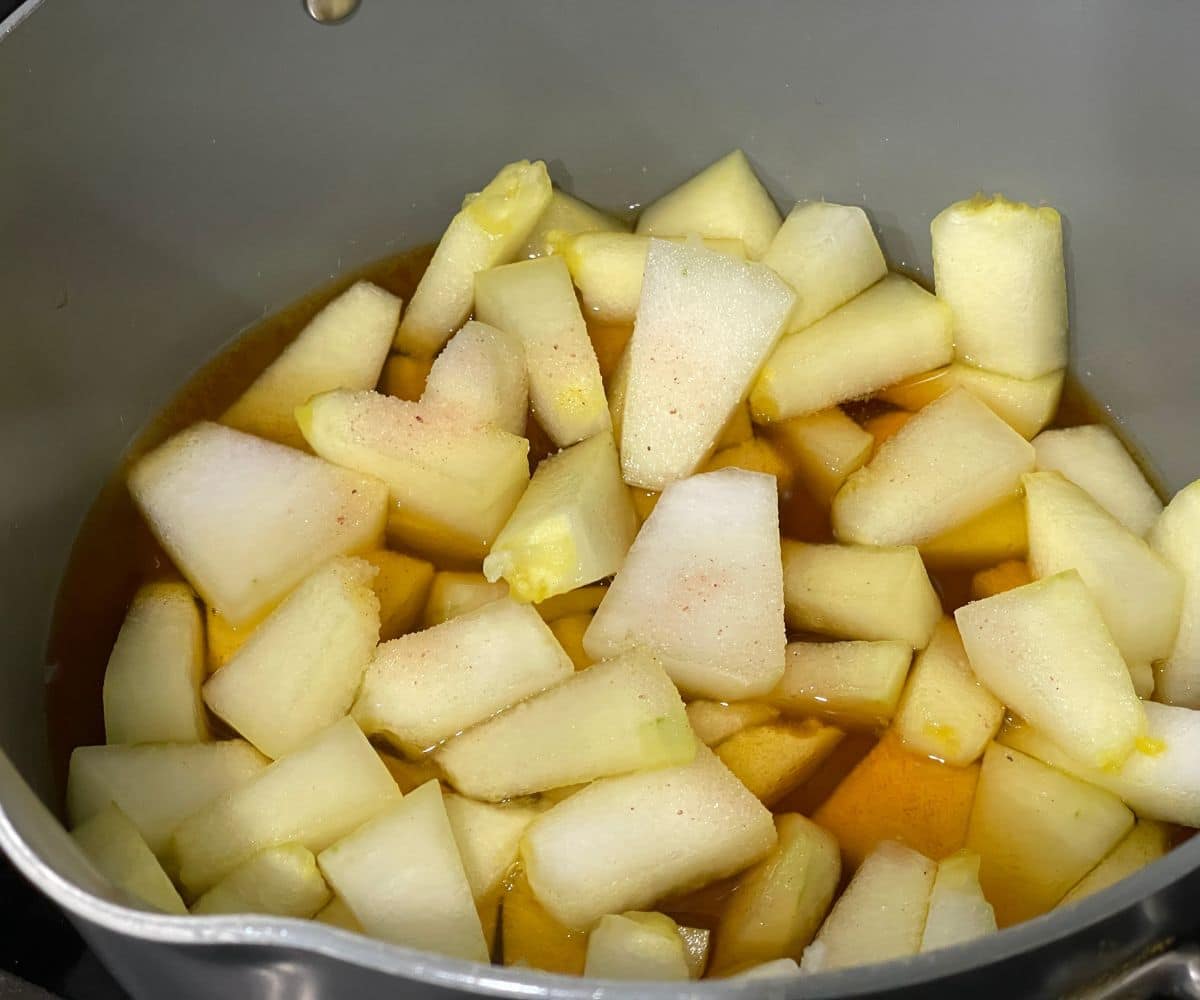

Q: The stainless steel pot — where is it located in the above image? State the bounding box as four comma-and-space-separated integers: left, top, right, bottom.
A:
3, 2, 1200, 997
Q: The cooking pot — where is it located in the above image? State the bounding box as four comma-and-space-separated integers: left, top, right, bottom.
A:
4, 1, 1200, 997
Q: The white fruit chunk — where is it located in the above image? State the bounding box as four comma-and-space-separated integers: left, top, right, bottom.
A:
1058, 819, 1170, 906
685, 701, 780, 748
129, 422, 387, 627
769, 409, 873, 505
832, 388, 1035, 547
562, 232, 744, 323
584, 469, 786, 700
584, 912, 690, 981
770, 641, 912, 729
1149, 480, 1200, 706
618, 240, 795, 490
931, 193, 1068, 379
103, 582, 208, 746
67, 740, 267, 859
443, 795, 539, 900
635, 149, 781, 258
437, 651, 694, 800
482, 431, 637, 603
474, 256, 609, 448
521, 188, 626, 259
173, 717, 400, 894
1035, 425, 1162, 536
353, 597, 573, 755
965, 743, 1133, 926
422, 571, 508, 627
711, 814, 840, 974
781, 541, 941, 648
1024, 471, 1182, 668
894, 618, 1004, 767
298, 389, 529, 560
420, 321, 527, 436
761, 201, 887, 333
221, 281, 400, 449
395, 159, 552, 356
318, 780, 489, 962
801, 841, 936, 973
71, 805, 186, 915
956, 572, 1144, 769
751, 275, 952, 424
203, 557, 381, 759
191, 844, 330, 918
522, 745, 776, 928
999, 703, 1200, 827
919, 850, 996, 952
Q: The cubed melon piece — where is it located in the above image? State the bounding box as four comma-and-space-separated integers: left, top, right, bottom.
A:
584, 912, 690, 980
801, 841, 936, 972
129, 422, 388, 626
67, 740, 267, 859
635, 150, 781, 258
1058, 819, 1170, 907
422, 571, 508, 627
919, 850, 996, 952
103, 582, 208, 745
1149, 480, 1200, 706
204, 605, 249, 673
522, 745, 776, 928
750, 275, 953, 423
483, 431, 637, 603
782, 541, 941, 647
965, 743, 1133, 926
192, 844, 330, 918
443, 795, 539, 900
894, 619, 1004, 767
420, 321, 527, 436
770, 642, 912, 729
500, 870, 588, 975
769, 409, 873, 504
437, 651, 693, 800
1035, 425, 1162, 536
361, 549, 434, 641
879, 363, 1064, 440
395, 159, 552, 356
314, 895, 362, 932
584, 469, 786, 700
353, 597, 573, 755
202, 557, 380, 759
474, 256, 609, 448
919, 495, 1028, 570
521, 188, 626, 259
381, 353, 433, 402
710, 814, 840, 975
222, 281, 400, 448
562, 232, 745, 323
549, 613, 593, 669
955, 571, 1145, 769
173, 717, 400, 894
618, 241, 795, 490
931, 193, 1067, 379
701, 437, 793, 490
812, 730, 978, 869
534, 585, 607, 621
832, 388, 1036, 547
1025, 471, 1182, 668
761, 201, 887, 333
715, 720, 844, 805
685, 701, 780, 748
317, 780, 488, 962
970, 559, 1032, 600
999, 703, 1200, 827
71, 805, 186, 915
298, 389, 529, 561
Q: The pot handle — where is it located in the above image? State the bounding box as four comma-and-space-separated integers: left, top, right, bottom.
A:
1081, 943, 1200, 999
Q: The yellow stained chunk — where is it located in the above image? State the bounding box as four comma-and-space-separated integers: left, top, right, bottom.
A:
380, 354, 433, 402
716, 720, 844, 806
362, 550, 434, 641
919, 495, 1028, 570
970, 559, 1032, 600
423, 571, 509, 627
702, 438, 793, 491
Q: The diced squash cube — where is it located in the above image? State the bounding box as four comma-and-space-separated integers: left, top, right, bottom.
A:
1058, 819, 1170, 907
956, 571, 1145, 769
500, 870, 588, 975
395, 159, 552, 356
970, 560, 1032, 600
71, 805, 186, 915
534, 585, 607, 621
702, 438, 793, 490
584, 912, 691, 981
685, 700, 780, 748
103, 582, 208, 745
1149, 479, 1200, 707
769, 409, 873, 504
129, 422, 387, 627
192, 844, 330, 918
771, 642, 912, 729
751, 275, 953, 423
443, 794, 539, 900
965, 743, 1133, 926
361, 549, 434, 641
919, 850, 996, 952
380, 353, 432, 402
420, 321, 527, 436
549, 613, 593, 670
919, 495, 1028, 570
521, 188, 626, 259
422, 571, 508, 627
931, 193, 1067, 379
715, 720, 844, 805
